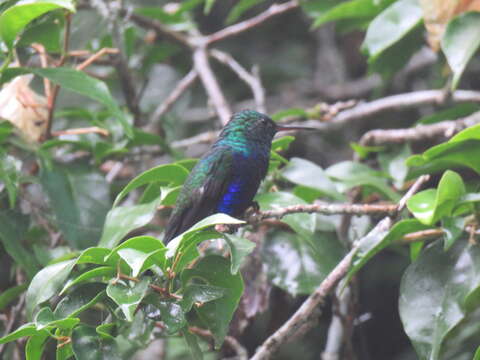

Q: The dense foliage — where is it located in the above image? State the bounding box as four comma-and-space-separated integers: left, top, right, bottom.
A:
1, 1, 480, 359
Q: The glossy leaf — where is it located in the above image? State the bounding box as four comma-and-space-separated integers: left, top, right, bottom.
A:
362, 0, 422, 60
61, 267, 115, 294
55, 283, 107, 319
256, 191, 316, 237
223, 234, 256, 274
71, 325, 120, 360
40, 162, 111, 249
147, 300, 186, 334
113, 164, 189, 206
407, 171, 465, 225
99, 199, 160, 249
346, 218, 431, 283
106, 278, 149, 321
263, 230, 344, 295
25, 330, 49, 360
399, 239, 480, 360
182, 256, 243, 347
442, 217, 465, 250
26, 259, 76, 319
282, 157, 345, 200
34, 307, 79, 330
441, 12, 480, 89
0, 0, 75, 48
326, 161, 399, 200
180, 284, 225, 312
108, 236, 166, 276
0, 323, 37, 344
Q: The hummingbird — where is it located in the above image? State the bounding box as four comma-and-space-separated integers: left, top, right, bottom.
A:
163, 110, 314, 243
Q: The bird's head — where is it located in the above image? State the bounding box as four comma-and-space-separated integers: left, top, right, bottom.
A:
220, 110, 314, 143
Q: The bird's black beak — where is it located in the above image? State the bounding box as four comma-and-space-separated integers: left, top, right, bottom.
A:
275, 124, 316, 132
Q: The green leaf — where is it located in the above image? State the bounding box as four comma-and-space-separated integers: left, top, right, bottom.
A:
350, 142, 385, 159
399, 239, 480, 360
378, 144, 411, 189
40, 162, 111, 249
346, 218, 431, 283
107, 236, 166, 276
17, 20, 61, 52
99, 199, 160, 249
256, 191, 316, 237
76, 247, 111, 265
106, 278, 149, 321
34, 307, 79, 330
166, 213, 245, 259
326, 161, 399, 201
26, 259, 76, 319
226, 0, 263, 24
203, 0, 216, 14
0, 323, 37, 344
113, 164, 189, 206
145, 300, 186, 334
71, 325, 120, 360
182, 329, 203, 360
180, 284, 225, 312
313, 0, 393, 28
0, 152, 21, 207
362, 0, 422, 60
263, 230, 344, 295
441, 12, 480, 90
271, 108, 308, 121
0, 210, 38, 279
182, 256, 243, 347
407, 170, 466, 225
282, 157, 345, 200
25, 330, 49, 360
0, 0, 75, 49
417, 104, 480, 125
55, 283, 107, 319
442, 217, 465, 250
0, 283, 28, 310
223, 234, 256, 274
61, 266, 115, 294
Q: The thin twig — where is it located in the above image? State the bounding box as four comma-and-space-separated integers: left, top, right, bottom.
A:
75, 48, 119, 71
400, 229, 444, 243
193, 46, 232, 125
150, 69, 198, 123
397, 175, 430, 212
359, 110, 480, 146
206, 1, 299, 45
189, 327, 248, 360
51, 126, 109, 137
211, 49, 266, 113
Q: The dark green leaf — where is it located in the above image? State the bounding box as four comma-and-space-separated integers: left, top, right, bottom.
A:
180, 284, 225, 312
182, 329, 203, 360
263, 230, 344, 295
182, 256, 243, 347
106, 278, 149, 321
0, 323, 37, 344
223, 234, 256, 274
26, 259, 76, 319
40, 162, 111, 249
34, 307, 79, 330
362, 0, 422, 60
147, 300, 186, 334
442, 217, 465, 250
399, 239, 480, 360
0, 283, 28, 310
282, 157, 345, 200
72, 325, 120, 360
17, 20, 61, 52
0, 210, 38, 278
99, 199, 160, 249
55, 283, 107, 319
61, 267, 115, 294
441, 12, 480, 90
113, 164, 189, 206
0, 0, 74, 48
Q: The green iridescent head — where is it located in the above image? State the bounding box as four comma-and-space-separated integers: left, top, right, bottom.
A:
219, 110, 277, 143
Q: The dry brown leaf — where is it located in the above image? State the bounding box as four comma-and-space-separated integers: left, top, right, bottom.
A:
0, 74, 49, 142
421, 0, 480, 51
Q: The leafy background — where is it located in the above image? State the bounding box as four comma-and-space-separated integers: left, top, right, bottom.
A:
1, 0, 480, 359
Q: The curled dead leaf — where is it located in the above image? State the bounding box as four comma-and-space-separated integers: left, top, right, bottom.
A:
420, 0, 480, 51
0, 74, 48, 142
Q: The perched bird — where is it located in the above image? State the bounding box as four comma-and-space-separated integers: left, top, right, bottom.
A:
163, 110, 313, 243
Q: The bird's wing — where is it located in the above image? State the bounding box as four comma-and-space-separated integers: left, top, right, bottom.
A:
163, 147, 234, 243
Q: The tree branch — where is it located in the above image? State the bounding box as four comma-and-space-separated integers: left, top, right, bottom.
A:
193, 46, 232, 125
211, 49, 266, 113
206, 1, 299, 45
359, 110, 480, 146
150, 69, 198, 123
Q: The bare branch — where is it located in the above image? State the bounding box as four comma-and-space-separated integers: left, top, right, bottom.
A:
193, 46, 232, 125
150, 69, 198, 123
171, 130, 218, 149
206, 1, 299, 45
359, 110, 480, 146
211, 49, 266, 113
397, 175, 430, 212
250, 217, 392, 360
